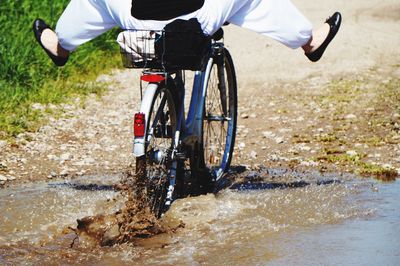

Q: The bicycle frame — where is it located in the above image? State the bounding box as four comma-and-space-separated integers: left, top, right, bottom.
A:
182, 58, 213, 144
133, 43, 224, 158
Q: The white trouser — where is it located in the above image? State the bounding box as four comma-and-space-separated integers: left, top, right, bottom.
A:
56, 0, 312, 51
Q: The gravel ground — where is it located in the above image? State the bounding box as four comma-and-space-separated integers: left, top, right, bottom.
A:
1, 0, 399, 186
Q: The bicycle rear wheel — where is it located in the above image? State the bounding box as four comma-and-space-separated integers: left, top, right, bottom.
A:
199, 48, 237, 182
136, 85, 177, 217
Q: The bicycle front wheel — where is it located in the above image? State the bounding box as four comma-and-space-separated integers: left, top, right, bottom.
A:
200, 48, 237, 181
136, 85, 177, 218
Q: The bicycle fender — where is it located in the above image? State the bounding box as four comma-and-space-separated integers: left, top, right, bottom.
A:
184, 57, 214, 145
133, 83, 158, 157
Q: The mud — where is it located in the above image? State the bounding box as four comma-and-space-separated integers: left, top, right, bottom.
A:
2, 168, 399, 265
72, 169, 167, 247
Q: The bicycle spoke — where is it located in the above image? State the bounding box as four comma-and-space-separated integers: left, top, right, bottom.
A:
200, 48, 237, 179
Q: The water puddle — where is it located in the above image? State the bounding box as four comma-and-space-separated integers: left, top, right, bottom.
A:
269, 179, 400, 266
0, 168, 398, 265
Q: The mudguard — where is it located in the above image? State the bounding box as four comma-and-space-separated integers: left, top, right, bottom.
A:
133, 83, 158, 157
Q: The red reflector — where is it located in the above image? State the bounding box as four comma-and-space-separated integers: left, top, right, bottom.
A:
140, 74, 165, 83
134, 113, 145, 137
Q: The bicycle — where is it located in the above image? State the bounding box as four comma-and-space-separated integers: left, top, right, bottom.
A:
119, 23, 237, 217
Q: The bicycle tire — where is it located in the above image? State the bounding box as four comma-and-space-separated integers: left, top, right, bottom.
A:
198, 48, 237, 185
135, 85, 178, 218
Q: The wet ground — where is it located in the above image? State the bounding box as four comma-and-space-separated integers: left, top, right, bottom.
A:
1, 168, 398, 265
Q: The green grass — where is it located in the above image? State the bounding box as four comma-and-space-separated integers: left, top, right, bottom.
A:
0, 0, 121, 138
316, 152, 398, 182
356, 162, 398, 182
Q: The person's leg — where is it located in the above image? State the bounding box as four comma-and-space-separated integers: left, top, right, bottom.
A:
227, 0, 313, 49
222, 0, 340, 61
195, 0, 251, 35
55, 0, 120, 52
36, 0, 130, 65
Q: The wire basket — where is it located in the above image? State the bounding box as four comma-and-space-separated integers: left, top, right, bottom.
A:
118, 29, 211, 71
118, 30, 159, 69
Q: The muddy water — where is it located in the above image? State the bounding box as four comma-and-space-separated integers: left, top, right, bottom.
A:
0, 170, 399, 265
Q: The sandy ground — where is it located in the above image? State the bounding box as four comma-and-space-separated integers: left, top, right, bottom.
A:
1, 0, 399, 185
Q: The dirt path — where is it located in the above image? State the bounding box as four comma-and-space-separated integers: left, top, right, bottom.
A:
0, 0, 399, 186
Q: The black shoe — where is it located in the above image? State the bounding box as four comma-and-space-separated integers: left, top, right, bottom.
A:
306, 12, 342, 62
32, 18, 69, 66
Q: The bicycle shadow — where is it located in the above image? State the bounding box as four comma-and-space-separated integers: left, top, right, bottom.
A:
48, 182, 117, 191
214, 165, 341, 193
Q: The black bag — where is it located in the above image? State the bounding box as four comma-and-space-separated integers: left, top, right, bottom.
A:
131, 0, 205, 21
155, 18, 211, 71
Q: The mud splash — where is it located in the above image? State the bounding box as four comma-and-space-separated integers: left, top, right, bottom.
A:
72, 167, 168, 247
